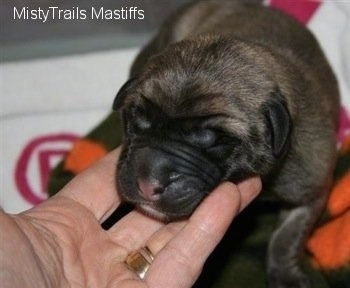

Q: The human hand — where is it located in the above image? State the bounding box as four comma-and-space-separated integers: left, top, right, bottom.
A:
0, 147, 261, 288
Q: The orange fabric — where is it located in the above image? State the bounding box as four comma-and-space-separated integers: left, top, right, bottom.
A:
328, 172, 350, 217
64, 139, 108, 174
307, 211, 350, 270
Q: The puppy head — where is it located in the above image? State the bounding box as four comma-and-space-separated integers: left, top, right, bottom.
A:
113, 37, 292, 220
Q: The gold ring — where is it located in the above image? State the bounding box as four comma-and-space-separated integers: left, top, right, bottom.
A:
125, 246, 154, 279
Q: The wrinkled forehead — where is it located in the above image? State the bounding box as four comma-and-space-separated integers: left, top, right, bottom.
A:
126, 83, 254, 137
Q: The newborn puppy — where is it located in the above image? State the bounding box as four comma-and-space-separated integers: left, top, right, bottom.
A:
113, 1, 339, 287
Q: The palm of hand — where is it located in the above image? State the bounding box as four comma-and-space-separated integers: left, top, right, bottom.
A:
1, 148, 261, 288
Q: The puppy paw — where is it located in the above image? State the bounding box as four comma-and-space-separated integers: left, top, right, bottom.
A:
268, 267, 310, 288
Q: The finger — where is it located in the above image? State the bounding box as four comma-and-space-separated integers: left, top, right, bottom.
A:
58, 147, 122, 222
145, 182, 244, 287
237, 176, 262, 212
145, 177, 262, 258
145, 221, 186, 256
107, 176, 261, 255
108, 210, 165, 252
107, 177, 261, 254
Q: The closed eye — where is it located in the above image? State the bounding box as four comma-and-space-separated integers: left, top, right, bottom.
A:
124, 105, 152, 133
188, 129, 217, 148
133, 114, 151, 131
206, 133, 242, 158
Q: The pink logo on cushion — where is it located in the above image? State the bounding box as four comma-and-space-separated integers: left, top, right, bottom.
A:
269, 0, 322, 25
338, 107, 350, 144
15, 133, 79, 205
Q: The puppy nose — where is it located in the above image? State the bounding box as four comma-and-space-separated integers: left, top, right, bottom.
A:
137, 179, 165, 201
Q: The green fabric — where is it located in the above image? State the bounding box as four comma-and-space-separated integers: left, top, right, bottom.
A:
48, 111, 350, 288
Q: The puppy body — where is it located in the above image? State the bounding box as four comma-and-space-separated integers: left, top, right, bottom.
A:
114, 1, 339, 287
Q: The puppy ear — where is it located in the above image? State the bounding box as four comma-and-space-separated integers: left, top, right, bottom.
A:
265, 92, 292, 158
113, 78, 137, 110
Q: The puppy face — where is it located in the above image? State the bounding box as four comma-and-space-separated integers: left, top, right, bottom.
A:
114, 37, 292, 220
